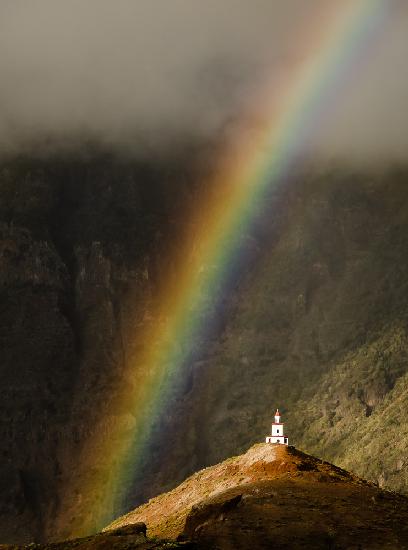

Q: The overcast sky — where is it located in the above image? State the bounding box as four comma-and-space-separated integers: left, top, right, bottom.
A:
0, 0, 407, 161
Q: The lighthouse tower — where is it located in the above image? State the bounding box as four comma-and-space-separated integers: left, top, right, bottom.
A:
265, 408, 289, 445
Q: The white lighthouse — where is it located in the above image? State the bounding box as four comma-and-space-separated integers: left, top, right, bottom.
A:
265, 408, 289, 445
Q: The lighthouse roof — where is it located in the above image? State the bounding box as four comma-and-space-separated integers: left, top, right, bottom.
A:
275, 408, 280, 415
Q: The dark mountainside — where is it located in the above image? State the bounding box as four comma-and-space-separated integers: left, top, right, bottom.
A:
3, 444, 408, 549
0, 154, 408, 543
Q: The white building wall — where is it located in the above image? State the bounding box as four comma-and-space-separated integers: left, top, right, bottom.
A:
272, 424, 283, 437
265, 436, 285, 443
265, 414, 289, 445
265, 434, 289, 445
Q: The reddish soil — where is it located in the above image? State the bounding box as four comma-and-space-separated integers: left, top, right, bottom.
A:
106, 444, 408, 548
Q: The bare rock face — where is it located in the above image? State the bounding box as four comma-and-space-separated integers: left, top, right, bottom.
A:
0, 224, 76, 542
0, 157, 190, 542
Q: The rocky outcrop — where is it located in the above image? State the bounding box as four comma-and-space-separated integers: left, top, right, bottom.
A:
105, 444, 408, 549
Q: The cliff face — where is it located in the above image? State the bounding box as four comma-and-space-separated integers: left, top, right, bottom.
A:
0, 156, 408, 543
0, 155, 197, 542
0, 223, 75, 542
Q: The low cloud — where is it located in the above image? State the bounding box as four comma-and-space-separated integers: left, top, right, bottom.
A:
0, 0, 407, 161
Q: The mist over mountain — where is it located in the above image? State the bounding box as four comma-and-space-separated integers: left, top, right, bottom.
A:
0, 0, 408, 161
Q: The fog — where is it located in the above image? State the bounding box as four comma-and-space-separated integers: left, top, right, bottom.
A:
0, 0, 407, 160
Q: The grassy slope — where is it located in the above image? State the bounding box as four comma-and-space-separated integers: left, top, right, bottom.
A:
291, 326, 408, 490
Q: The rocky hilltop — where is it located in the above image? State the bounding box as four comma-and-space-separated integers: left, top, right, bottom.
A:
1, 156, 408, 542
106, 444, 408, 549
3, 444, 408, 549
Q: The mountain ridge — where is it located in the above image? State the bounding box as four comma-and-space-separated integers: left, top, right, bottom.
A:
105, 443, 365, 538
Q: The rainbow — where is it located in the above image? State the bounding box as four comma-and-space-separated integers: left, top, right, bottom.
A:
68, 0, 390, 535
